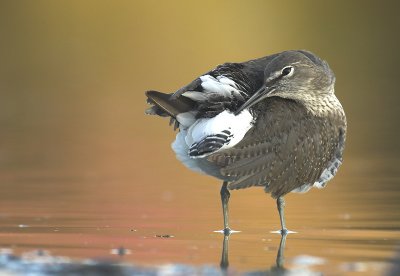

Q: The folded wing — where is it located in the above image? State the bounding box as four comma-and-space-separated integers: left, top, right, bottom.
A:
208, 98, 342, 198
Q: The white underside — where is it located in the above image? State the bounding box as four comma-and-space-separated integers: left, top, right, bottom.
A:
186, 110, 253, 152
172, 110, 254, 172
171, 130, 206, 174
291, 158, 342, 193
171, 74, 254, 173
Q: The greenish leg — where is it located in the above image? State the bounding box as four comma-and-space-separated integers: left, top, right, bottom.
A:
220, 181, 231, 235
277, 197, 288, 235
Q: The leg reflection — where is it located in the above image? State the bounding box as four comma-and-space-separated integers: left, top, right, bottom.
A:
219, 232, 289, 273
220, 233, 230, 270
276, 232, 288, 269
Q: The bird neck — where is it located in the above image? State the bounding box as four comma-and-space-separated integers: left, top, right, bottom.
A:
299, 93, 345, 119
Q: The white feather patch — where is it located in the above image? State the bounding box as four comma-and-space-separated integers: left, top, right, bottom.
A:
181, 75, 245, 104
176, 112, 196, 128
181, 91, 208, 101
200, 75, 242, 97
292, 158, 342, 194
216, 76, 237, 87
185, 110, 254, 154
172, 110, 253, 171
313, 158, 342, 188
171, 131, 205, 174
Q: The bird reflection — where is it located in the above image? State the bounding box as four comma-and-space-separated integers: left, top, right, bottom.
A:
273, 233, 288, 274
220, 233, 230, 270
220, 233, 288, 275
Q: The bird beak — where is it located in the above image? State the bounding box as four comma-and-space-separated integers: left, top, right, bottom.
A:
235, 86, 275, 115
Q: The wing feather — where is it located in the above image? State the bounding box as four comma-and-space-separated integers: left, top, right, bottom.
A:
210, 98, 340, 198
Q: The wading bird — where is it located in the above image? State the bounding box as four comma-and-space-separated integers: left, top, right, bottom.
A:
145, 50, 346, 234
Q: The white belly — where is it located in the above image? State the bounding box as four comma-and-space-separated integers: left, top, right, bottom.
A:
171, 110, 254, 175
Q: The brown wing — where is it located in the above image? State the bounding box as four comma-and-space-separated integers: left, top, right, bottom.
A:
208, 97, 340, 198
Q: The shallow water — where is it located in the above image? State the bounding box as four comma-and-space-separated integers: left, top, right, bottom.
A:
0, 144, 399, 275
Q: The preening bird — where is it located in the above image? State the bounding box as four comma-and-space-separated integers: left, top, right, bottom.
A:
145, 50, 347, 234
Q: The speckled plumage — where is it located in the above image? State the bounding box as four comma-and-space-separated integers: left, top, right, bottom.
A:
210, 96, 346, 198
145, 50, 347, 233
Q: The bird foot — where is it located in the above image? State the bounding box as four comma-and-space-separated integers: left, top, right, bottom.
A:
223, 228, 231, 236
214, 228, 241, 235
270, 228, 297, 235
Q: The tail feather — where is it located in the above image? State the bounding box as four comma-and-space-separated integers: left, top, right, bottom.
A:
146, 90, 195, 118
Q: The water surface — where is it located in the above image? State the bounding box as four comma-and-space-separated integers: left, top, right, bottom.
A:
0, 144, 399, 275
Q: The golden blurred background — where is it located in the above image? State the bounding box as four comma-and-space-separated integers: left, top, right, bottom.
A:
1, 0, 399, 170
0, 0, 400, 267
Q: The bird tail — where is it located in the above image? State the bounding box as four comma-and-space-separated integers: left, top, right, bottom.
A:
145, 90, 194, 118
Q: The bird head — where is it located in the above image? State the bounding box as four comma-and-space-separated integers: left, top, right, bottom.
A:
235, 50, 335, 114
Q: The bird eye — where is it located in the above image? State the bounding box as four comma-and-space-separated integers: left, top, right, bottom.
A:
281, 66, 293, 76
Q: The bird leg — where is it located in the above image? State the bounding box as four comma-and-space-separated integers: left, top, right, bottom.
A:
277, 197, 288, 235
220, 181, 231, 235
